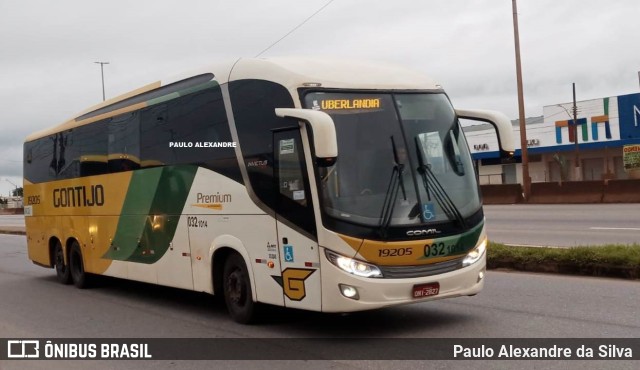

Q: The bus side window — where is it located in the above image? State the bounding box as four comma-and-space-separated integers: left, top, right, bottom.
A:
108, 112, 141, 173
230, 79, 296, 210
78, 120, 108, 177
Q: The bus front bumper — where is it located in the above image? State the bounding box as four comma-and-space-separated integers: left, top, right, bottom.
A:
319, 249, 486, 313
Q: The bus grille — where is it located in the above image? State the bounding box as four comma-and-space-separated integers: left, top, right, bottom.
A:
379, 257, 464, 279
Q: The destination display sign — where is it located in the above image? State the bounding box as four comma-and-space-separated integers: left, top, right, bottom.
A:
313, 98, 381, 110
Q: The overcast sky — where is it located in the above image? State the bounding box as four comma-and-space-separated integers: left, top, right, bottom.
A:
1, 0, 638, 196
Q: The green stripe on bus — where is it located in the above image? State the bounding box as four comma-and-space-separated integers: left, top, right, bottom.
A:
104, 165, 198, 263
417, 221, 484, 260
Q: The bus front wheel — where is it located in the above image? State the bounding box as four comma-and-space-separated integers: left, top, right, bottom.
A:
222, 253, 257, 324
69, 241, 90, 289
54, 241, 71, 285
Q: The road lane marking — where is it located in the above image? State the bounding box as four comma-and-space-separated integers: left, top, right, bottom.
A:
589, 227, 640, 231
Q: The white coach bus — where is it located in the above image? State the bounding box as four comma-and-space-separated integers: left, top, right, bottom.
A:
24, 57, 514, 323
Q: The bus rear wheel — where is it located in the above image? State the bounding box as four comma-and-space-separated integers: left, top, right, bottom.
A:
222, 253, 257, 324
54, 241, 71, 285
69, 241, 90, 289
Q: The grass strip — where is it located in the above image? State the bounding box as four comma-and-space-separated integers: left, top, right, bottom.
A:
487, 243, 640, 280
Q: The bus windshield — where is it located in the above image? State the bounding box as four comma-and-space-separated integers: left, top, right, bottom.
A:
304, 91, 480, 229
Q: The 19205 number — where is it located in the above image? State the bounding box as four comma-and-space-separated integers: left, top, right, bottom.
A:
378, 248, 413, 257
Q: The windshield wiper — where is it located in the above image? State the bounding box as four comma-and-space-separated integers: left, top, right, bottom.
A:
447, 129, 465, 175
378, 136, 407, 238
414, 137, 467, 229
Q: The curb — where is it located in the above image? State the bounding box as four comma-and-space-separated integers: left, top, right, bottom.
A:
0, 229, 26, 236
487, 259, 640, 280
487, 243, 640, 280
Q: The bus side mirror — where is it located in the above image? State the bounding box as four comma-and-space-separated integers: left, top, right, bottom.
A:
275, 108, 338, 165
455, 109, 516, 159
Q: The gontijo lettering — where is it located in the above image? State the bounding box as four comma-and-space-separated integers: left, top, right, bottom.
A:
53, 185, 105, 208
321, 98, 381, 110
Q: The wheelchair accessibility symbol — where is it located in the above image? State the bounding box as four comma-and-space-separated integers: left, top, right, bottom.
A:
423, 203, 436, 221
284, 245, 294, 262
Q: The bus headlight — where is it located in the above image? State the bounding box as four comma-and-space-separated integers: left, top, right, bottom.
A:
325, 250, 383, 278
462, 237, 487, 267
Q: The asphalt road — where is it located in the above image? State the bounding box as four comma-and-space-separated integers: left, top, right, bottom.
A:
484, 204, 640, 247
0, 234, 638, 369
0, 215, 25, 228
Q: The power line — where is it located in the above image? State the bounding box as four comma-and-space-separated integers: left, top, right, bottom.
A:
255, 0, 335, 57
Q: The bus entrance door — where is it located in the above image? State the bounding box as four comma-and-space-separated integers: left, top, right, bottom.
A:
273, 128, 321, 311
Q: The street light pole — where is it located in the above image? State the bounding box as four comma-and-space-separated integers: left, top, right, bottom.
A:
572, 83, 581, 180
512, 0, 531, 201
94, 61, 109, 101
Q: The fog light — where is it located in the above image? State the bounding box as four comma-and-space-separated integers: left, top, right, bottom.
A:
339, 284, 360, 300
478, 271, 485, 282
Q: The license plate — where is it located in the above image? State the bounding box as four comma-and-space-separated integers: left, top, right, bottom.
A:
412, 282, 440, 299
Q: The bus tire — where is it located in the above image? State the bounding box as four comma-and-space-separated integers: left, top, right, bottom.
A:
222, 253, 257, 324
69, 241, 90, 289
54, 241, 71, 285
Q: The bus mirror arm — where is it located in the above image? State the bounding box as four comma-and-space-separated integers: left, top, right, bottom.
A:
455, 109, 516, 159
275, 108, 338, 161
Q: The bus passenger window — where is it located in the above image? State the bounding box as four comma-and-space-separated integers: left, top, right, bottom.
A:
108, 112, 141, 172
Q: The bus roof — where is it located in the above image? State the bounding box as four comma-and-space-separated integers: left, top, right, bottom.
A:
25, 57, 439, 142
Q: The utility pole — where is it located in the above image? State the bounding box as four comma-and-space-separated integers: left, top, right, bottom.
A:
512, 0, 531, 201
4, 179, 18, 196
94, 61, 109, 101
572, 83, 581, 180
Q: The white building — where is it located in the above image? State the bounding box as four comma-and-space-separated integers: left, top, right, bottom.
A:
464, 92, 640, 184
0, 197, 23, 209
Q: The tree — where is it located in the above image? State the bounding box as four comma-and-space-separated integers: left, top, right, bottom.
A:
552, 154, 569, 183
12, 187, 23, 197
